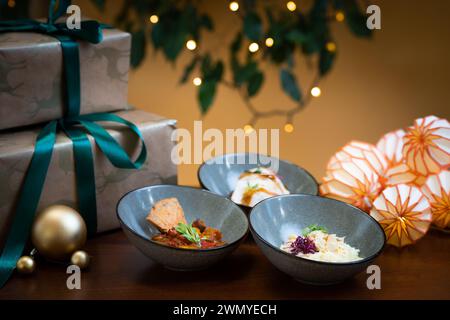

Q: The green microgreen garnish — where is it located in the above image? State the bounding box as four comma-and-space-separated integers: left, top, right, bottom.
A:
301, 224, 328, 236
175, 222, 202, 246
246, 182, 259, 190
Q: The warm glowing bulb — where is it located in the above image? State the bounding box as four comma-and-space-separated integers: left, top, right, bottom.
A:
193, 77, 202, 86
248, 42, 259, 53
311, 86, 321, 97
244, 125, 254, 134
284, 123, 294, 133
286, 1, 297, 11
149, 15, 159, 24
7, 0, 15, 7
335, 11, 345, 22
265, 37, 274, 47
326, 41, 336, 52
229, 1, 239, 11
186, 40, 197, 51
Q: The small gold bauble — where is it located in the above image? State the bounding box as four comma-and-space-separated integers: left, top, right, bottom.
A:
31, 205, 87, 261
71, 250, 90, 269
16, 256, 35, 274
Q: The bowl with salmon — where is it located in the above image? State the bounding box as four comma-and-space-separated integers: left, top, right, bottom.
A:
117, 185, 249, 271
198, 153, 318, 212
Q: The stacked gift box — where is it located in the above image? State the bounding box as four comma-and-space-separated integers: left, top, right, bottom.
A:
0, 21, 177, 248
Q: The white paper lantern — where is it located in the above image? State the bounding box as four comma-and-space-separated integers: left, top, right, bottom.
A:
320, 158, 383, 213
376, 129, 405, 166
422, 170, 450, 229
370, 184, 432, 247
403, 115, 450, 176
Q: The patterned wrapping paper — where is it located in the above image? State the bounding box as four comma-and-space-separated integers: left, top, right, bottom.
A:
0, 28, 131, 130
0, 109, 178, 247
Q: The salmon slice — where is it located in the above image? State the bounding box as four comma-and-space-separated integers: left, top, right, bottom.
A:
146, 198, 187, 232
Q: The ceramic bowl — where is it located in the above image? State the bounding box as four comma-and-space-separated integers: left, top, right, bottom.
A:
198, 153, 318, 212
250, 194, 385, 285
117, 185, 248, 271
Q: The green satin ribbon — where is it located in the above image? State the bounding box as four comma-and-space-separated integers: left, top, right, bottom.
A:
0, 1, 147, 287
0, 114, 147, 288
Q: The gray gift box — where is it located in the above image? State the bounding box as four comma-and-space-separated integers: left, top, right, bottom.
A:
0, 28, 131, 130
0, 109, 177, 247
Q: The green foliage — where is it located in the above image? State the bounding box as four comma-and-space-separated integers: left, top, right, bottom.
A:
0, 0, 372, 115
130, 29, 146, 68
341, 0, 372, 37
243, 12, 263, 41
198, 55, 224, 113
280, 69, 301, 102
180, 56, 199, 84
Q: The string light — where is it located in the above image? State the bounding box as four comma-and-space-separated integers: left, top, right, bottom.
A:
286, 1, 297, 11
229, 1, 239, 12
7, 0, 15, 7
186, 39, 197, 51
284, 123, 294, 133
326, 41, 336, 52
265, 37, 274, 47
311, 86, 321, 97
193, 77, 202, 86
248, 42, 259, 53
149, 15, 159, 24
244, 124, 254, 134
335, 11, 345, 22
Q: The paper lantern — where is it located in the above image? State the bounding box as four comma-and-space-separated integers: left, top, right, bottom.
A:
370, 184, 432, 247
376, 129, 405, 166
422, 171, 450, 229
320, 159, 383, 213
384, 163, 420, 186
403, 115, 450, 176
327, 141, 388, 176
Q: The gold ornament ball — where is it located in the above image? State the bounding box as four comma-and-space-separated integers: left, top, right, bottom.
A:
16, 256, 35, 274
31, 205, 87, 261
71, 250, 90, 269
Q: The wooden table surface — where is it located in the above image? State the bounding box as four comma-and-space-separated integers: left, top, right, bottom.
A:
1, 228, 449, 300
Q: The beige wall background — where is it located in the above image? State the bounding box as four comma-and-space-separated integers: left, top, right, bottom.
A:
77, 0, 450, 186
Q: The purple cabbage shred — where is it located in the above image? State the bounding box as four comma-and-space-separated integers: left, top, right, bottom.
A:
290, 236, 318, 255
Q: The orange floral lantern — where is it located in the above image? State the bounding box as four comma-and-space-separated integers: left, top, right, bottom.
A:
320, 159, 383, 213
384, 163, 419, 186
403, 115, 450, 177
327, 140, 388, 176
422, 170, 450, 229
376, 129, 405, 167
370, 184, 432, 247
376, 129, 419, 186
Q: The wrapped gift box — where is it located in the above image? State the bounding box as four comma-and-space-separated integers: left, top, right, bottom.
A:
0, 109, 177, 247
0, 28, 131, 130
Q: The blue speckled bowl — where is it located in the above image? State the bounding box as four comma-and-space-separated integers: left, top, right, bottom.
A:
250, 194, 386, 285
198, 153, 318, 212
117, 185, 249, 271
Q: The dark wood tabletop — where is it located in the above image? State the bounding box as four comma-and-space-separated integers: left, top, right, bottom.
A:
1, 228, 449, 300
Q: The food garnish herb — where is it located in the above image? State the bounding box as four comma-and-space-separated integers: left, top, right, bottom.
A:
290, 236, 318, 255
246, 182, 259, 190
175, 222, 202, 246
301, 224, 328, 236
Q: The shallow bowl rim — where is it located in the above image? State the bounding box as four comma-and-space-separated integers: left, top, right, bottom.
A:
197, 152, 319, 209
249, 193, 386, 266
116, 184, 249, 253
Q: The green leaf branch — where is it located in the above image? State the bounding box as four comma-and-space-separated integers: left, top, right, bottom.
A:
83, 0, 372, 128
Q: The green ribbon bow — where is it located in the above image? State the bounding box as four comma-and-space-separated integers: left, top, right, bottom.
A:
0, 0, 147, 287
